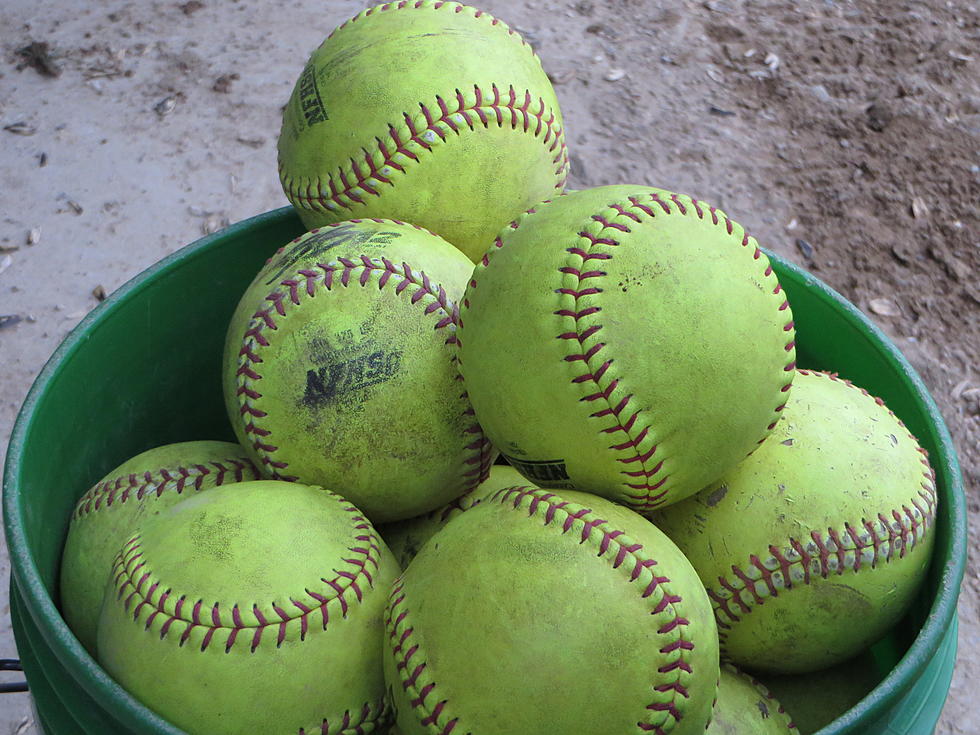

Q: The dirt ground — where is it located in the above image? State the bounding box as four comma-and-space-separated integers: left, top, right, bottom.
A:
0, 0, 976, 732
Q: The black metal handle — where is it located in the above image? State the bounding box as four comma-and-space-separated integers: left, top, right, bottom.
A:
1, 659, 28, 693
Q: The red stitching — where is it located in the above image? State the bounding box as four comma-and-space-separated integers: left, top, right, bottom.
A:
296, 698, 389, 735
110, 500, 385, 659
590, 214, 631, 232
235, 227, 490, 494
387, 582, 461, 735
495, 487, 695, 732
609, 202, 641, 222
578, 194, 793, 508
552, 200, 680, 510
73, 458, 258, 519
281, 80, 567, 212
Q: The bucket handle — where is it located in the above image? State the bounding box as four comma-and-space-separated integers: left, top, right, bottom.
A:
1, 659, 28, 693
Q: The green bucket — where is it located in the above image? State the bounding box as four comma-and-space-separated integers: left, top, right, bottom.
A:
2, 208, 966, 734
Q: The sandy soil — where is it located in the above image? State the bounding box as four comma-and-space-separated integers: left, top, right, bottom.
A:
0, 0, 976, 732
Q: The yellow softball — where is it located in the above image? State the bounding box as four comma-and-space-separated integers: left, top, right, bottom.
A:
458, 186, 796, 512
385, 487, 720, 734
97, 481, 399, 733
222, 219, 494, 523
757, 651, 882, 734
277, 0, 568, 262
653, 370, 937, 673
59, 440, 260, 654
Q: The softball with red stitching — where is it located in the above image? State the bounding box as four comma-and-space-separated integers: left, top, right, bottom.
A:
59, 440, 260, 656
457, 185, 796, 512
97, 480, 399, 733
222, 219, 494, 523
277, 0, 567, 263
384, 486, 719, 735
707, 664, 799, 735
652, 370, 937, 674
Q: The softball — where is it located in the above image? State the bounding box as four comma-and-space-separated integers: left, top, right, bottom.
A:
384, 486, 719, 734
97, 480, 399, 734
222, 219, 494, 523
277, 0, 568, 263
653, 370, 937, 673
458, 185, 796, 512
379, 462, 534, 569
59, 440, 260, 655
707, 664, 799, 735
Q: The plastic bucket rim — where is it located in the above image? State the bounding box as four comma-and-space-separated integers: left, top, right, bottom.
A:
1, 207, 967, 733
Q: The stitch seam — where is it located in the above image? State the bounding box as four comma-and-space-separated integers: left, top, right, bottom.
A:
556, 203, 671, 510
296, 697, 390, 735
109, 498, 383, 657
235, 220, 493, 490
280, 82, 567, 216
386, 486, 701, 735
709, 370, 937, 646
72, 458, 259, 520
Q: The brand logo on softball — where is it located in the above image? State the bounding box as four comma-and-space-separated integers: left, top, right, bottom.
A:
297, 63, 327, 127
503, 456, 572, 487
303, 348, 402, 408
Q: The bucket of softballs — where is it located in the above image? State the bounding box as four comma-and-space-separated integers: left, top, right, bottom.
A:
2, 203, 965, 735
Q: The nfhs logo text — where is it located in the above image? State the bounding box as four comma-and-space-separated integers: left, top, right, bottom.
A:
303, 349, 402, 407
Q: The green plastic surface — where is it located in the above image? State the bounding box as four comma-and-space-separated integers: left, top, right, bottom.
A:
1, 207, 966, 734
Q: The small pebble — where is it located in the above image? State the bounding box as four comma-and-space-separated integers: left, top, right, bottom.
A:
154, 96, 177, 117
709, 105, 736, 117
3, 122, 36, 136
869, 298, 901, 317
0, 314, 23, 330
809, 84, 833, 103
911, 197, 930, 219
